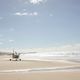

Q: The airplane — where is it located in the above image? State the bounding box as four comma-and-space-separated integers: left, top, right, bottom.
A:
9, 50, 21, 61
0, 50, 37, 61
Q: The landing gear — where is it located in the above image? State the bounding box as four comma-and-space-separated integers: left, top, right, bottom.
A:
10, 59, 12, 61
19, 59, 21, 61
9, 58, 21, 61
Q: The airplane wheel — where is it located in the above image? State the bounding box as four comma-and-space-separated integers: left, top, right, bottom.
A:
15, 59, 17, 61
19, 59, 21, 61
10, 59, 11, 61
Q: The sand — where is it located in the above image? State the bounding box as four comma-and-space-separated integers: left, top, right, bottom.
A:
0, 72, 80, 80
0, 55, 80, 80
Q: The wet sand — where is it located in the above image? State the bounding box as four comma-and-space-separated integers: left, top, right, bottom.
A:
0, 55, 80, 80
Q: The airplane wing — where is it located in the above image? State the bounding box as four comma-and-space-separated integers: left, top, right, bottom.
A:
0, 51, 37, 55
0, 51, 12, 55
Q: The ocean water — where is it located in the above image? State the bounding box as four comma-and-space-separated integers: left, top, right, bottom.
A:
20, 52, 80, 61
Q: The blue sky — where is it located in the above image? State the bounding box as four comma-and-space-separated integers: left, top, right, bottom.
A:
0, 0, 80, 48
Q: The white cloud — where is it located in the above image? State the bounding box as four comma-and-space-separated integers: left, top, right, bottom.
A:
29, 0, 43, 4
33, 12, 38, 16
14, 12, 28, 16
23, 0, 47, 5
14, 12, 38, 16
9, 40, 15, 43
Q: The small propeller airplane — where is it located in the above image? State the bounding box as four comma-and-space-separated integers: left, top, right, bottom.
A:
9, 50, 21, 61
0, 50, 37, 61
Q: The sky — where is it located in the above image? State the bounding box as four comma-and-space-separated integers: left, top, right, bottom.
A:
0, 0, 80, 49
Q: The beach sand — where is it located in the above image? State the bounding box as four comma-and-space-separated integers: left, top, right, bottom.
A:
0, 72, 80, 80
0, 55, 80, 80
